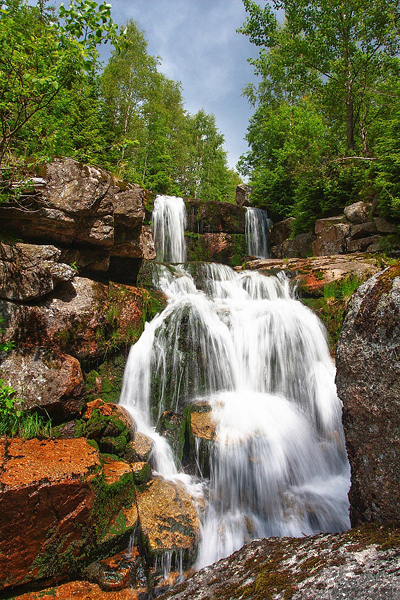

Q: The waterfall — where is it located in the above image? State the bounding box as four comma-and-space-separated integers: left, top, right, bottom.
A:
152, 195, 187, 263
119, 196, 350, 570
245, 207, 272, 258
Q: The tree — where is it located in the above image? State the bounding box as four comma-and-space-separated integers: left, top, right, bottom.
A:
239, 0, 400, 154
0, 0, 118, 167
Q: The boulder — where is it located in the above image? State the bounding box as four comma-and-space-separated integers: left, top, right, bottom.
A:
185, 199, 245, 234
235, 184, 252, 207
347, 235, 382, 253
158, 524, 400, 600
312, 219, 351, 256
0, 243, 75, 302
0, 159, 155, 274
269, 217, 295, 247
350, 221, 377, 240
186, 233, 246, 267
0, 277, 146, 361
373, 217, 398, 234
13, 580, 144, 599
336, 265, 400, 525
125, 431, 154, 463
84, 548, 147, 593
344, 201, 372, 223
136, 477, 200, 562
0, 438, 140, 591
0, 438, 100, 590
281, 231, 315, 258
0, 347, 84, 423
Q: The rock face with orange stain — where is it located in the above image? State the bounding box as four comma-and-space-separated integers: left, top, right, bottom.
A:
136, 477, 200, 563
0, 439, 139, 592
242, 254, 385, 296
12, 579, 145, 600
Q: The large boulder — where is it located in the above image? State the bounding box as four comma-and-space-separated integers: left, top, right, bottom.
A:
235, 184, 252, 207
0, 438, 139, 591
336, 264, 400, 525
344, 201, 372, 224
312, 217, 351, 256
0, 347, 84, 423
0, 277, 147, 361
158, 524, 400, 600
0, 159, 155, 275
0, 243, 75, 302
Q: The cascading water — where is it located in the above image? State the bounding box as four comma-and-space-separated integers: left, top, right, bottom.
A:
245, 206, 272, 258
152, 195, 187, 263
120, 196, 350, 571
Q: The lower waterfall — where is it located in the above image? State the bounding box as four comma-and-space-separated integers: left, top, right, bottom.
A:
120, 261, 350, 569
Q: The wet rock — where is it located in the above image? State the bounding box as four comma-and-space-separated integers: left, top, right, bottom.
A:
84, 548, 148, 593
13, 580, 145, 599
187, 401, 216, 478
157, 411, 187, 464
336, 265, 400, 525
158, 524, 400, 600
0, 438, 100, 590
185, 199, 245, 234
131, 461, 152, 484
0, 347, 84, 423
0, 243, 75, 302
136, 477, 200, 562
125, 431, 154, 463
80, 402, 135, 458
186, 232, 246, 267
344, 201, 372, 223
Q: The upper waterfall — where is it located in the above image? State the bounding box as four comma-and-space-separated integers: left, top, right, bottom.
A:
152, 195, 187, 263
245, 206, 272, 258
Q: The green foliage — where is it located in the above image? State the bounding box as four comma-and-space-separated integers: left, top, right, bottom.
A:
0, 0, 119, 170
0, 379, 52, 438
239, 0, 400, 232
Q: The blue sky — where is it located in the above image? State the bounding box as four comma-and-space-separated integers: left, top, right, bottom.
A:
106, 1, 260, 170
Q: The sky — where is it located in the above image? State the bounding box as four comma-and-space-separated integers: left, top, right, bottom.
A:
98, 0, 261, 170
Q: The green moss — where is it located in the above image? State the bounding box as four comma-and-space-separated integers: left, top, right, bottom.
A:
76, 408, 132, 458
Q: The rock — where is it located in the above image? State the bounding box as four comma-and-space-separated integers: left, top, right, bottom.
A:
0, 243, 75, 302
235, 183, 252, 207
348, 234, 383, 253
0, 438, 100, 590
131, 461, 152, 484
187, 401, 216, 477
81, 403, 135, 458
13, 580, 145, 599
241, 254, 385, 296
373, 217, 398, 234
281, 231, 315, 258
350, 221, 377, 240
312, 219, 351, 256
336, 264, 400, 525
84, 548, 147, 593
0, 159, 114, 247
0, 159, 154, 278
269, 217, 295, 247
157, 411, 187, 464
344, 201, 372, 223
136, 477, 200, 562
113, 188, 155, 259
0, 347, 84, 423
185, 199, 245, 234
186, 232, 246, 267
60, 246, 110, 274
125, 431, 154, 463
0, 277, 146, 361
158, 524, 400, 600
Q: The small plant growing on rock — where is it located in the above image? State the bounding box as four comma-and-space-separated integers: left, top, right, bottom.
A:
0, 379, 52, 438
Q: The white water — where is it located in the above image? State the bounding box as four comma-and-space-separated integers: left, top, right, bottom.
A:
245, 206, 272, 258
152, 195, 187, 263
120, 196, 350, 570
